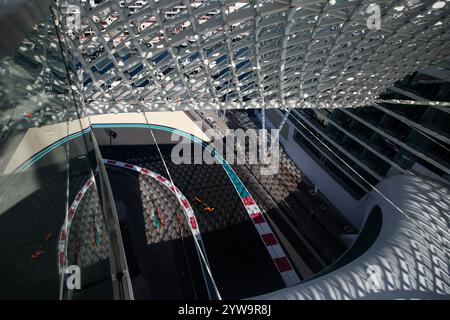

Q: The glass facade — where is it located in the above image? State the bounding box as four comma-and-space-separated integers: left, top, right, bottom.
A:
287, 70, 450, 199
0, 8, 118, 299
0, 0, 449, 301
396, 71, 450, 102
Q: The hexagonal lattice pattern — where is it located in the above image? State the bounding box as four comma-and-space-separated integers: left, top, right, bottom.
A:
58, 0, 450, 113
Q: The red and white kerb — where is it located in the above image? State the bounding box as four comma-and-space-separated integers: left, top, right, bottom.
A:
240, 196, 300, 286
57, 161, 202, 275
103, 159, 200, 239
58, 159, 300, 288
58, 176, 95, 274
108, 159, 300, 286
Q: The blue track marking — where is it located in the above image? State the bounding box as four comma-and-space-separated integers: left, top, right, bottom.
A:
14, 123, 298, 286
14, 124, 252, 201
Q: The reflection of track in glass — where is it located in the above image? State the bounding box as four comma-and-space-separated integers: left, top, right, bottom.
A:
0, 140, 100, 299
95, 126, 295, 298
59, 164, 206, 299
103, 159, 220, 299
58, 175, 95, 274
107, 167, 210, 299
227, 111, 355, 276
3, 124, 302, 299
58, 160, 220, 299
0, 170, 67, 298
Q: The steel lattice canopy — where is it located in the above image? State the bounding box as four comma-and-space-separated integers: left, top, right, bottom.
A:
60, 0, 450, 113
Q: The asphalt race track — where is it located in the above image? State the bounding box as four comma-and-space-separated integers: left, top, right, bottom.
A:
96, 127, 285, 299
0, 123, 349, 300
107, 168, 207, 299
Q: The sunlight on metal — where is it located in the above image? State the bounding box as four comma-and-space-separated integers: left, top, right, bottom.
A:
55, 0, 450, 113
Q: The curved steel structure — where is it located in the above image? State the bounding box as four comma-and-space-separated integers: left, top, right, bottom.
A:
252, 174, 450, 299
1, 0, 450, 300
56, 0, 450, 113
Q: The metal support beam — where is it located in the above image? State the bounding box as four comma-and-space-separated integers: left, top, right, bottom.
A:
90, 132, 135, 300
268, 107, 291, 155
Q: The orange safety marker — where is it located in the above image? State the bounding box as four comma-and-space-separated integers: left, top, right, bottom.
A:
203, 207, 215, 214
31, 249, 45, 259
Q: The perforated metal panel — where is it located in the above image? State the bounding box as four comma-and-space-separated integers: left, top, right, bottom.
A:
58, 0, 450, 113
